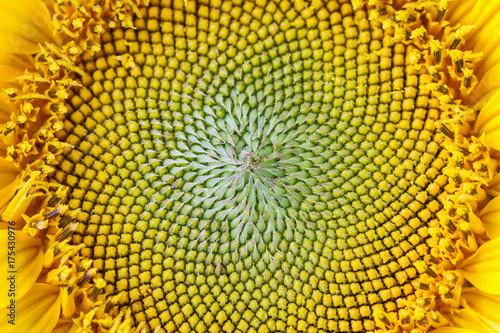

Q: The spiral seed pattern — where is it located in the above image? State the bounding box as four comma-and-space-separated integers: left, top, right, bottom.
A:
55, 0, 446, 331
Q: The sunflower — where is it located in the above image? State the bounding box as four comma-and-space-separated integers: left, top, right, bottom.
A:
1, 0, 500, 332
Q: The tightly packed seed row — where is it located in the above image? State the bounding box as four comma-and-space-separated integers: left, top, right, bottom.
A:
55, 0, 445, 331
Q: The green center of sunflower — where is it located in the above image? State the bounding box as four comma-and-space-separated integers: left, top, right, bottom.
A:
55, 0, 446, 331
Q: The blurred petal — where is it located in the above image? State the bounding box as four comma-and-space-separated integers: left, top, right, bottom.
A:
430, 328, 479, 333
0, 283, 60, 333
0, 229, 43, 308
447, 308, 497, 333
459, 238, 500, 295
485, 172, 500, 197
0, 158, 22, 213
462, 288, 500, 332
0, 0, 54, 54
0, 52, 34, 82
478, 196, 500, 239
474, 90, 500, 150
468, 62, 500, 107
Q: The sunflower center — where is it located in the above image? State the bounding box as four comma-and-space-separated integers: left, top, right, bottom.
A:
55, 0, 446, 331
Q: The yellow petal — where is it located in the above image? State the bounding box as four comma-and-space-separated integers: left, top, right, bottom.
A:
462, 288, 500, 332
470, 24, 500, 80
474, 90, 500, 150
430, 328, 479, 333
0, 158, 22, 213
447, 308, 497, 333
0, 52, 34, 82
485, 171, 500, 197
0, 283, 60, 333
459, 238, 500, 294
0, 1, 54, 54
478, 196, 500, 239
0, 229, 43, 309
446, 0, 499, 27
468, 61, 500, 109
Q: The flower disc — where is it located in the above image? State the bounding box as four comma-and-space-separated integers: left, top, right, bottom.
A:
55, 0, 447, 331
